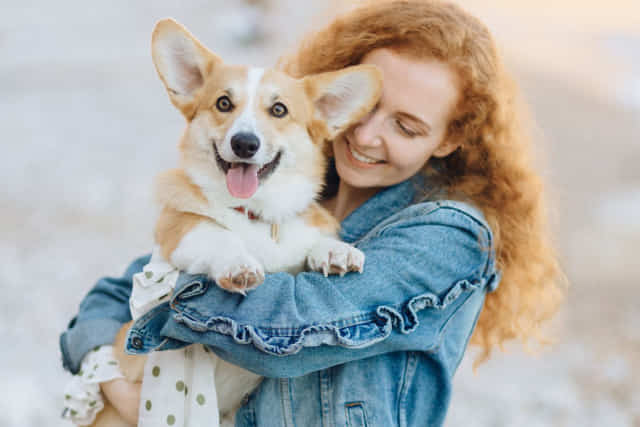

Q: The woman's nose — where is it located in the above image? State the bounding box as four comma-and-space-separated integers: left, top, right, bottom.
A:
353, 110, 383, 147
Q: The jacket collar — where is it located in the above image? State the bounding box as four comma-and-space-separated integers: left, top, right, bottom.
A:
339, 175, 424, 243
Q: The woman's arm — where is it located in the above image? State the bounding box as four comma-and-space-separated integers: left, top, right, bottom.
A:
60, 254, 150, 374
128, 205, 499, 377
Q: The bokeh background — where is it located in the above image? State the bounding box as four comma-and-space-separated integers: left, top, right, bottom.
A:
1, 0, 638, 425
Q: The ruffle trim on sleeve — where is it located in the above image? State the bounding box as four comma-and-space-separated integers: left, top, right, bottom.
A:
172, 278, 484, 356
61, 345, 124, 426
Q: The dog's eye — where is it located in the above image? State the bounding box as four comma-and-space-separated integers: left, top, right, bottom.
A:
216, 96, 234, 112
270, 102, 288, 118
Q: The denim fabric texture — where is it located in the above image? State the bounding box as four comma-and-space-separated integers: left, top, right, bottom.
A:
60, 176, 500, 426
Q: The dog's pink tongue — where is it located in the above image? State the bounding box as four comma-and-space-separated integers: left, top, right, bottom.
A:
226, 164, 260, 199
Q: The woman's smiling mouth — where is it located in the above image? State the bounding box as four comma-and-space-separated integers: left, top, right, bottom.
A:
345, 140, 385, 167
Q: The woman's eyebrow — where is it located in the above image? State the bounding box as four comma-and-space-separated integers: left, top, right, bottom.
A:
396, 112, 431, 133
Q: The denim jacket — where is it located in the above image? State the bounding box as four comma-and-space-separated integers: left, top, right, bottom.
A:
60, 177, 500, 427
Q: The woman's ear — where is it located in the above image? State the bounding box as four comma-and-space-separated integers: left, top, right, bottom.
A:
151, 18, 221, 118
304, 65, 382, 139
432, 138, 461, 158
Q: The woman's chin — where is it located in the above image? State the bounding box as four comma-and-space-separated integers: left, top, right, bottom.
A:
336, 162, 380, 189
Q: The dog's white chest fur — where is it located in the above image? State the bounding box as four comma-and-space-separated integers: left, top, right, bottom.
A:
220, 211, 324, 272
170, 208, 329, 285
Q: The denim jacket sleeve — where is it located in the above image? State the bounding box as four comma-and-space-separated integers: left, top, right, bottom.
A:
127, 203, 500, 377
59, 254, 151, 374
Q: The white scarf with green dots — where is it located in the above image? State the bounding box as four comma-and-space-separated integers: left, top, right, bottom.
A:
132, 252, 220, 427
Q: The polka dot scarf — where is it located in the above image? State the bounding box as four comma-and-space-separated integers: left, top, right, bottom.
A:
134, 250, 221, 426
138, 344, 219, 427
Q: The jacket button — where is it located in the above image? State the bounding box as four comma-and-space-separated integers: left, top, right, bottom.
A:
131, 337, 144, 350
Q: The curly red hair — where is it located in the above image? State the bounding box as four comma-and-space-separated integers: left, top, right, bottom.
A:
282, 0, 566, 362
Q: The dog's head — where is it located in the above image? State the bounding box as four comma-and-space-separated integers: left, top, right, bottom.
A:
152, 19, 381, 217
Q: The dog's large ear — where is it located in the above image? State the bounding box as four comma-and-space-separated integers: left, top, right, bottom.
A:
152, 19, 221, 118
304, 65, 382, 140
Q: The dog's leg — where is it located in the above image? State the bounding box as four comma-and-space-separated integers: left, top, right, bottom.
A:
91, 403, 134, 427
170, 221, 265, 293
112, 321, 147, 383
90, 321, 146, 427
155, 206, 265, 293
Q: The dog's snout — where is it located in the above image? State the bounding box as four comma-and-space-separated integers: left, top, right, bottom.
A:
231, 133, 260, 159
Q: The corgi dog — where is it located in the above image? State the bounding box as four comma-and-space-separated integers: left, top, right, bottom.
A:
90, 18, 381, 427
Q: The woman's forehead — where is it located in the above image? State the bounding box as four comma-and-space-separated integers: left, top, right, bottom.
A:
361, 48, 459, 121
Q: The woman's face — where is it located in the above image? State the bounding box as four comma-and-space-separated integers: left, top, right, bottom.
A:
333, 48, 460, 189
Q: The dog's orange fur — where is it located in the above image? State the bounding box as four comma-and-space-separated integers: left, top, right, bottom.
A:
111, 321, 145, 383
302, 202, 340, 234
92, 404, 133, 427
155, 168, 208, 209
155, 208, 210, 261
154, 169, 212, 260
282, 0, 567, 364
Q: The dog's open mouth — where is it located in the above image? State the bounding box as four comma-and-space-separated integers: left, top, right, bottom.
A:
214, 145, 282, 199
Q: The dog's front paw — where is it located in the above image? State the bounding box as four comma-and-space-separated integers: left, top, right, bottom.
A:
307, 239, 365, 277
215, 259, 265, 295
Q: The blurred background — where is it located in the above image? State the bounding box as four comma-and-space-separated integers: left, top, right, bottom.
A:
1, 0, 638, 425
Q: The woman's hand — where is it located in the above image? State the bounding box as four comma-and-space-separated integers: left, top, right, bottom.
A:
100, 378, 141, 425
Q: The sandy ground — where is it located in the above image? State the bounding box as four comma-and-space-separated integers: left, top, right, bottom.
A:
1, 0, 638, 426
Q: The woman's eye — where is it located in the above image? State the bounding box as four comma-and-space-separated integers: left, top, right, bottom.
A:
216, 96, 234, 112
395, 120, 416, 137
270, 102, 288, 118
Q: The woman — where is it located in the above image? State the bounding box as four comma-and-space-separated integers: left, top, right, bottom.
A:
60, 1, 565, 425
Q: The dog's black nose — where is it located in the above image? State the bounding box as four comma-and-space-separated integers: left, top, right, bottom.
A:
231, 132, 260, 159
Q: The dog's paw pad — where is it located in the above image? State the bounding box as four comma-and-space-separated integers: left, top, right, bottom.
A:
216, 264, 265, 294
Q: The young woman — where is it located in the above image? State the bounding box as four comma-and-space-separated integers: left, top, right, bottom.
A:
60, 1, 565, 425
